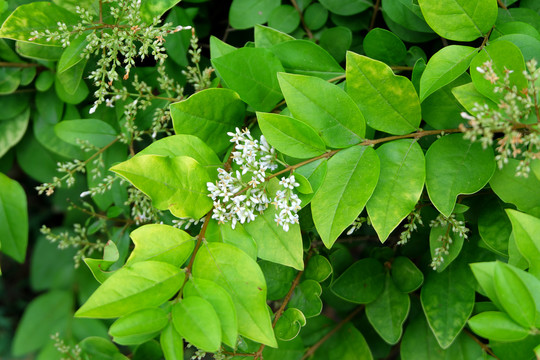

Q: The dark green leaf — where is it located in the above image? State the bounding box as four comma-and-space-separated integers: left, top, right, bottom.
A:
274, 308, 306, 341
0, 107, 29, 158
363, 28, 407, 66
391, 256, 424, 293
288, 279, 323, 318
229, 0, 281, 29
54, 119, 117, 148
0, 172, 28, 263
331, 258, 386, 304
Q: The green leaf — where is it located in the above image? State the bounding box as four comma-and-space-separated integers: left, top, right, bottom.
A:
160, 323, 183, 360
0, 67, 20, 94
57, 33, 88, 75
346, 52, 421, 135
268, 5, 300, 33
109, 307, 168, 345
366, 140, 425, 242
257, 112, 326, 158
331, 258, 386, 304
391, 257, 424, 293
206, 220, 258, 261
363, 28, 407, 66
304, 255, 333, 283
192, 242, 277, 347
418, 0, 497, 41
420, 259, 476, 349
209, 36, 236, 59
170, 88, 245, 155
16, 40, 63, 61
295, 158, 327, 207
319, 26, 352, 63
0, 172, 28, 263
506, 209, 540, 278
490, 159, 540, 217
126, 224, 195, 267
254, 24, 294, 48
382, 0, 433, 33
229, 0, 280, 29
312, 146, 380, 248
110, 155, 212, 219
477, 197, 511, 256
0, 92, 29, 120
30, 235, 75, 291
172, 296, 221, 352
140, 0, 181, 24
288, 280, 323, 318
0, 2, 79, 46
278, 72, 365, 148
54, 119, 117, 148
84, 241, 119, 284
419, 45, 477, 102
311, 323, 373, 360
470, 40, 527, 103
54, 71, 89, 104
366, 274, 410, 345
470, 262, 503, 309
0, 107, 29, 158
12, 291, 73, 356
244, 205, 304, 270
468, 311, 529, 342
270, 39, 344, 80
494, 262, 537, 328
259, 260, 296, 301
304, 3, 329, 31
425, 134, 495, 217
79, 337, 128, 360
274, 308, 306, 341
163, 7, 193, 67
184, 277, 238, 348
452, 81, 498, 115
212, 47, 284, 112
318, 0, 371, 16
75, 261, 184, 318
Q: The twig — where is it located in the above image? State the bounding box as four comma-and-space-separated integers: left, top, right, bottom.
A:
479, 27, 494, 50
464, 329, 499, 359
497, 0, 508, 10
290, 0, 313, 39
0, 62, 40, 68
369, 0, 381, 31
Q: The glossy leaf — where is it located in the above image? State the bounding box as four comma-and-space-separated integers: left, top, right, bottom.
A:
311, 322, 373, 360
346, 51, 421, 135
366, 140, 425, 242
470, 262, 503, 310
0, 107, 29, 159
84, 241, 119, 284
319, 26, 352, 63
54, 119, 117, 148
425, 134, 495, 217
192, 242, 277, 347
259, 260, 296, 301
109, 307, 168, 345
391, 256, 424, 293
257, 112, 326, 159
229, 0, 280, 29
288, 280, 323, 318
75, 261, 184, 318
254, 24, 294, 48
418, 0, 497, 41
311, 146, 380, 248
0, 172, 28, 263
110, 155, 212, 219
140, 0, 181, 24
278, 72, 365, 148
160, 323, 183, 360
78, 337, 128, 360
452, 81, 498, 115
274, 308, 306, 341
420, 45, 477, 102
304, 255, 333, 283
268, 5, 300, 33
331, 258, 386, 304
172, 296, 221, 352
468, 311, 529, 342
126, 224, 195, 267
506, 209, 540, 278
363, 28, 407, 65
319, 0, 371, 16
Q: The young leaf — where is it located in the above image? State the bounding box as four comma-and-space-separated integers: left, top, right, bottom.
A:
109, 307, 168, 345
170, 88, 245, 155
331, 258, 385, 304
311, 146, 379, 248
75, 261, 184, 318
425, 134, 495, 217
366, 274, 411, 345
160, 323, 183, 360
110, 155, 213, 219
0, 172, 28, 263
468, 311, 529, 342
192, 242, 277, 347
126, 224, 196, 267
212, 47, 284, 112
172, 296, 222, 353
366, 139, 425, 242
184, 277, 239, 348
505, 209, 540, 278
346, 52, 421, 135
274, 308, 306, 341
54, 119, 117, 148
417, 0, 497, 41
257, 112, 326, 159
84, 241, 119, 284
419, 45, 477, 102
244, 205, 304, 271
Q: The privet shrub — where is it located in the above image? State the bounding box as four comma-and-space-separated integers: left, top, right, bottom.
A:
1, 0, 540, 359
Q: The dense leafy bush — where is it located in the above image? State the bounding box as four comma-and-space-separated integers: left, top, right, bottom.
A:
1, 0, 540, 359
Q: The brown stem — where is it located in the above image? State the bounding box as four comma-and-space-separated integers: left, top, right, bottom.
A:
99, 0, 103, 24
369, 0, 381, 31
479, 27, 494, 50
301, 306, 365, 359
70, 201, 135, 225
391, 65, 414, 71
290, 0, 313, 39
464, 329, 499, 359
497, 0, 508, 10
0, 62, 40, 68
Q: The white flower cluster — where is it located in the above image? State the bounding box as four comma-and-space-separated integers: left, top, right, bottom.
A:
207, 128, 301, 231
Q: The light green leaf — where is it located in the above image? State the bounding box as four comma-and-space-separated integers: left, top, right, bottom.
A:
312, 146, 380, 248
452, 81, 498, 115
257, 112, 326, 159
0, 172, 28, 263
0, 107, 29, 158
331, 258, 386, 304
192, 242, 277, 347
274, 308, 306, 341
288, 280, 323, 318
212, 47, 284, 112
418, 0, 497, 41
244, 206, 304, 271
229, 0, 280, 29
278, 72, 365, 148
170, 88, 245, 155
126, 224, 195, 267
425, 134, 495, 217
420, 45, 477, 102
391, 256, 424, 293
84, 241, 119, 284
184, 277, 238, 348
366, 274, 410, 345
470, 262, 503, 309
506, 209, 540, 278
110, 155, 212, 219
160, 323, 183, 360
75, 261, 184, 318
346, 51, 421, 135
140, 0, 181, 24
468, 311, 529, 342
295, 158, 327, 207
172, 296, 221, 352
109, 307, 168, 345
54, 119, 117, 148
366, 140, 425, 242
209, 36, 236, 59
255, 24, 294, 48
421, 259, 476, 349
57, 33, 88, 74
205, 220, 258, 261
